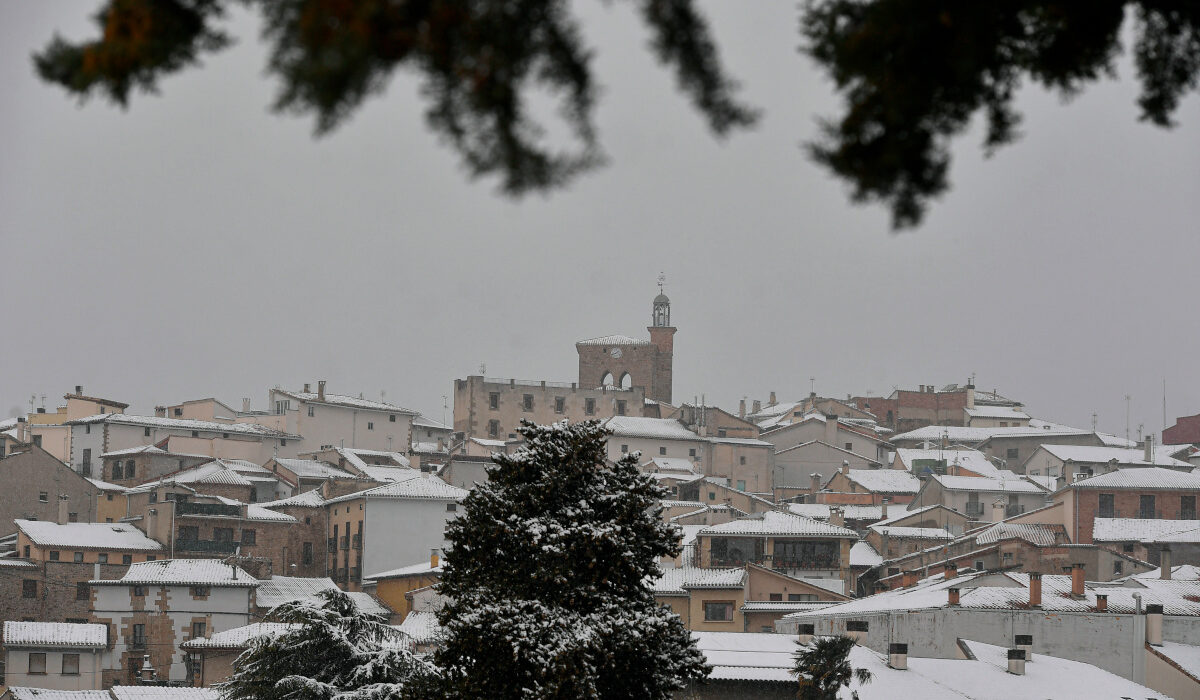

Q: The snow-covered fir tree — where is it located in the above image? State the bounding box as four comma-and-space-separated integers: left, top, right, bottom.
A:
220, 588, 430, 700
432, 419, 709, 699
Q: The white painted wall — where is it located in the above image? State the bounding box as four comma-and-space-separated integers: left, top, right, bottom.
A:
362, 497, 461, 576
3, 648, 104, 690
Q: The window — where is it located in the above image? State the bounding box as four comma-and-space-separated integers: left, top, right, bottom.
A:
28, 652, 47, 674
179, 525, 199, 541
39, 491, 48, 503
281, 439, 287, 447
241, 529, 256, 546
555, 397, 565, 414
446, 503, 457, 512
148, 491, 158, 504
82, 448, 92, 469
1140, 494, 1157, 519
523, 394, 534, 412
769, 593, 783, 601
659, 447, 667, 456
112, 463, 124, 480
1098, 493, 1115, 518
68, 512, 78, 523
708, 492, 716, 501
22, 580, 37, 598
222, 433, 230, 439
736, 480, 746, 491
97, 553, 107, 564
846, 620, 869, 632
192, 621, 206, 638
191, 431, 199, 438
122, 554, 132, 565
132, 623, 146, 648
174, 407, 183, 416
23, 545, 29, 557
49, 551, 60, 561
789, 593, 817, 601
739, 456, 746, 465
689, 449, 696, 457
73, 552, 84, 563
303, 541, 314, 565
1006, 448, 1019, 459
308, 406, 315, 417
213, 527, 234, 543
76, 582, 89, 600
703, 601, 734, 622
616, 400, 626, 416
191, 585, 211, 597
718, 428, 727, 438
489, 393, 500, 410
85, 424, 91, 434
144, 427, 151, 437
1123, 543, 1135, 553
1183, 496, 1196, 520
32, 435, 42, 447
1114, 560, 1124, 575
584, 398, 596, 415
621, 444, 628, 453
974, 560, 985, 571
133, 585, 147, 597
367, 422, 374, 430
488, 420, 500, 438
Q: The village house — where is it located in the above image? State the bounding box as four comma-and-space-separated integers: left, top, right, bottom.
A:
892, 446, 1003, 477
90, 559, 257, 686
1, 621, 109, 692
746, 392, 879, 432
266, 383, 418, 454
1023, 442, 1193, 486
762, 412, 890, 463
0, 446, 103, 528
97, 445, 213, 489
6, 517, 163, 623
322, 475, 468, 591
676, 478, 777, 515
1054, 467, 1200, 544
363, 549, 444, 619
1092, 517, 1200, 567
179, 622, 297, 689
908, 473, 1050, 521
819, 465, 921, 506
1164, 412, 1200, 445
14, 388, 128, 464
962, 404, 1031, 428
847, 383, 1020, 433
253, 575, 392, 621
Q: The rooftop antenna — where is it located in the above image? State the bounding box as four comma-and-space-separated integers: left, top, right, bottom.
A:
1091, 413, 1098, 432
40, 395, 46, 409
1137, 423, 1144, 441
1125, 394, 1132, 443
442, 395, 449, 428
1163, 377, 1168, 437
479, 362, 486, 376
810, 377, 816, 394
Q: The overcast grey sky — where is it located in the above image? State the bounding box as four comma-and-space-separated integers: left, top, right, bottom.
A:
1, 2, 1197, 439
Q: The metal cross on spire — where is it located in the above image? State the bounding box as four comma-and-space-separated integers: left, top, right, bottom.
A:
657, 272, 666, 294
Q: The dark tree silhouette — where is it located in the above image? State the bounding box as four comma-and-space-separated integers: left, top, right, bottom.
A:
794, 635, 873, 700
34, 1, 1199, 227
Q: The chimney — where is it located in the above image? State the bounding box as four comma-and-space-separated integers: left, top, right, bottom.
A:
1146, 604, 1164, 646
769, 391, 777, 406
1071, 564, 1085, 597
841, 459, 850, 475
824, 414, 839, 444
948, 588, 960, 606
1007, 648, 1026, 675
752, 400, 761, 414
810, 473, 821, 497
829, 507, 845, 528
242, 398, 251, 413
304, 383, 311, 394
57, 495, 69, 525
1014, 634, 1033, 662
317, 380, 326, 402
944, 563, 957, 581
902, 570, 919, 588
965, 383, 975, 409
880, 530, 890, 559
1028, 572, 1042, 607
1144, 434, 1154, 463
797, 623, 815, 646
991, 500, 1005, 522
75, 385, 83, 395
738, 399, 746, 419
880, 498, 889, 521
1161, 546, 1173, 580
430, 548, 440, 569
1095, 594, 1108, 612
888, 643, 908, 670
437, 438, 446, 452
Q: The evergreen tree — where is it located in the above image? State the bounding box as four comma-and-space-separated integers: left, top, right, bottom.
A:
793, 635, 872, 700
220, 588, 429, 700
432, 419, 708, 699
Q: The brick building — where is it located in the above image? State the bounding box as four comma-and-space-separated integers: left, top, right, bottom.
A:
576, 290, 676, 404
1165, 412, 1200, 445
1055, 467, 1200, 544
0, 446, 103, 529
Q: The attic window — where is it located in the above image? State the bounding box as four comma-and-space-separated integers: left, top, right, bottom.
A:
191, 431, 199, 438
846, 620, 869, 632
389, 415, 396, 422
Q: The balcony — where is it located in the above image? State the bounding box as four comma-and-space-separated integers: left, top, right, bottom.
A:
176, 539, 239, 554
350, 566, 361, 581
1005, 505, 1026, 518
965, 503, 984, 518
351, 534, 362, 550
340, 536, 350, 551
176, 502, 241, 517
327, 537, 337, 553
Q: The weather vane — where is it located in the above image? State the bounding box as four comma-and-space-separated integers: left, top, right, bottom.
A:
657, 272, 666, 294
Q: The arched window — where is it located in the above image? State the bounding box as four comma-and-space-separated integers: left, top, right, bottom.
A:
600, 372, 614, 387
619, 372, 632, 389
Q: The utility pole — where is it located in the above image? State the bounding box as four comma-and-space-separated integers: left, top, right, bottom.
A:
1125, 395, 1132, 443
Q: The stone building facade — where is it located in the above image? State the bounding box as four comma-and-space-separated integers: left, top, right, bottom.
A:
576, 292, 676, 404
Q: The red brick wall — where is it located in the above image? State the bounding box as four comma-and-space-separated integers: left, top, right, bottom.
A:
1164, 414, 1200, 445
1075, 488, 1200, 543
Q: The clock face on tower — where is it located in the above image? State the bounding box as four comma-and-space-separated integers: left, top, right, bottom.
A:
611, 348, 623, 359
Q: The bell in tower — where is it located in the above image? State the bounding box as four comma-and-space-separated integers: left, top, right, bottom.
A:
652, 273, 671, 327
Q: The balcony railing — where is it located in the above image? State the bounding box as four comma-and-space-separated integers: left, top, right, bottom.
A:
176, 539, 239, 554
340, 536, 350, 551
351, 534, 362, 550
176, 502, 241, 517
327, 537, 337, 553
350, 566, 361, 581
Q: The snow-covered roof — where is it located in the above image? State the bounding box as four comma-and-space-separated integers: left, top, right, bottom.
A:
254, 576, 391, 616
603, 416, 700, 441
891, 424, 1090, 444
869, 525, 955, 541
931, 474, 1046, 493
273, 458, 358, 480
739, 600, 837, 613
413, 414, 451, 431
101, 444, 208, 458
258, 489, 326, 508
576, 334, 651, 346
181, 622, 299, 649
396, 610, 442, 644
652, 566, 746, 595
871, 504, 952, 528
971, 522, 1061, 547
276, 390, 418, 414
5, 690, 113, 700
333, 446, 413, 472
1036, 444, 1192, 467
67, 413, 298, 439
3, 621, 107, 648
894, 448, 1001, 476
110, 687, 221, 699
774, 440, 880, 465
964, 405, 1030, 420
700, 511, 858, 538
1093, 517, 1200, 542
785, 503, 886, 521
93, 559, 256, 587
324, 475, 468, 503
642, 456, 698, 473
15, 520, 163, 552
365, 560, 444, 580
86, 477, 125, 491
850, 541, 883, 567
1070, 467, 1200, 490
836, 469, 921, 494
